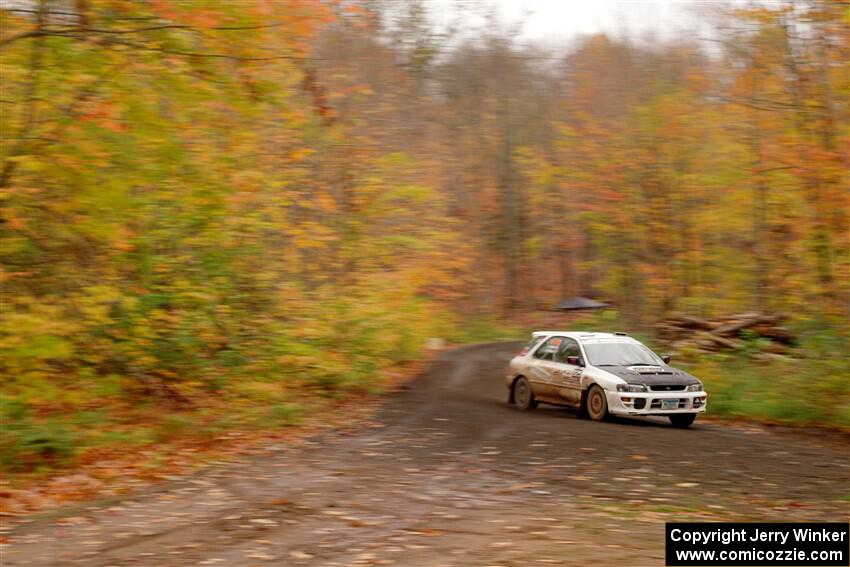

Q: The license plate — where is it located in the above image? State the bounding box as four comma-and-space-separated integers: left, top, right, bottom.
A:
661, 399, 679, 410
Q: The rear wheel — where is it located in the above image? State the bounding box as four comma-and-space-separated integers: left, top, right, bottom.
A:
669, 413, 697, 428
513, 377, 537, 411
586, 385, 609, 421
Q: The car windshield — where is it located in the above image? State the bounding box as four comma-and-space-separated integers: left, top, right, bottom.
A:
583, 342, 664, 366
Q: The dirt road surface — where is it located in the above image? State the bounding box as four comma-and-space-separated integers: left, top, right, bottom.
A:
4, 342, 849, 566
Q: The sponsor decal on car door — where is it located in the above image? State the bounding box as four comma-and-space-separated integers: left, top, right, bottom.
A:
529, 337, 564, 397
554, 338, 583, 404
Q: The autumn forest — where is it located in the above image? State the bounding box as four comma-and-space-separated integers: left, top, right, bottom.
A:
1, 0, 848, 479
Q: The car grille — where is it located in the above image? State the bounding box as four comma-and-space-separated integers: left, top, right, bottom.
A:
649, 384, 686, 392
650, 399, 688, 409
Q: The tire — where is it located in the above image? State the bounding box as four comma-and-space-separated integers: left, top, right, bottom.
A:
669, 413, 697, 428
585, 385, 609, 421
513, 377, 537, 411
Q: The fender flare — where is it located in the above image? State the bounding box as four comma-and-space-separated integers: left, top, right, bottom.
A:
579, 380, 600, 414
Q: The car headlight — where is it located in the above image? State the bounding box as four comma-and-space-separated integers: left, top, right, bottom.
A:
686, 383, 703, 392
617, 383, 648, 393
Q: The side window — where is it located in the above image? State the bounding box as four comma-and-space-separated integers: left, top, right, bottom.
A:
519, 336, 545, 356
555, 338, 581, 364
533, 337, 563, 361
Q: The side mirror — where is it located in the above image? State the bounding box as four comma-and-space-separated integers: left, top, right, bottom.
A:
662, 354, 671, 364
566, 355, 581, 366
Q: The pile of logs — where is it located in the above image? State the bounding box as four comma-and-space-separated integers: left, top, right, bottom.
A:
657, 312, 796, 355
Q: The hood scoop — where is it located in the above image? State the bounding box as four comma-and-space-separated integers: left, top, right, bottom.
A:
629, 365, 672, 375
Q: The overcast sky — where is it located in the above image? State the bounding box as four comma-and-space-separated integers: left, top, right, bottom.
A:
425, 0, 718, 45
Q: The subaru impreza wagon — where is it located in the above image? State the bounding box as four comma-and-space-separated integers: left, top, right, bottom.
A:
506, 332, 707, 427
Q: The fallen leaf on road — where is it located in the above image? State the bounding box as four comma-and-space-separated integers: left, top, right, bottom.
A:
406, 527, 443, 537
246, 552, 274, 560
497, 482, 535, 493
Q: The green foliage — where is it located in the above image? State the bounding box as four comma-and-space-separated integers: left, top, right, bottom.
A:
444, 317, 523, 344
737, 331, 774, 356
155, 415, 196, 444
1, 402, 78, 471
266, 403, 304, 426
677, 324, 850, 428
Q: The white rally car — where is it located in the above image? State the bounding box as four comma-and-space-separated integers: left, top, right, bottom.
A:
506, 332, 707, 427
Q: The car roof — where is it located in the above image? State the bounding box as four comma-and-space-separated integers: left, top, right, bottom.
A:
531, 331, 637, 343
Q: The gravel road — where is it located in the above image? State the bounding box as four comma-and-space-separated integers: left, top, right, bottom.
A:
4, 342, 849, 566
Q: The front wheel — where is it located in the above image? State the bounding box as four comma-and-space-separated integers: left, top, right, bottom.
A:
669, 413, 697, 428
585, 385, 609, 421
513, 377, 537, 411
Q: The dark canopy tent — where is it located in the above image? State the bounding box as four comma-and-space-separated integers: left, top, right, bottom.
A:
555, 297, 609, 311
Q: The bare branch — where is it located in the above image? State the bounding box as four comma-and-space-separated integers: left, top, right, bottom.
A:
0, 30, 44, 49
53, 24, 195, 35
2, 8, 81, 17
99, 37, 315, 62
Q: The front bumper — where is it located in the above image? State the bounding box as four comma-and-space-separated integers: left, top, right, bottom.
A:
606, 390, 707, 416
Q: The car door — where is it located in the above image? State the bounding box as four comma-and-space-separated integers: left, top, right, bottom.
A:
553, 337, 584, 405
527, 336, 565, 399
